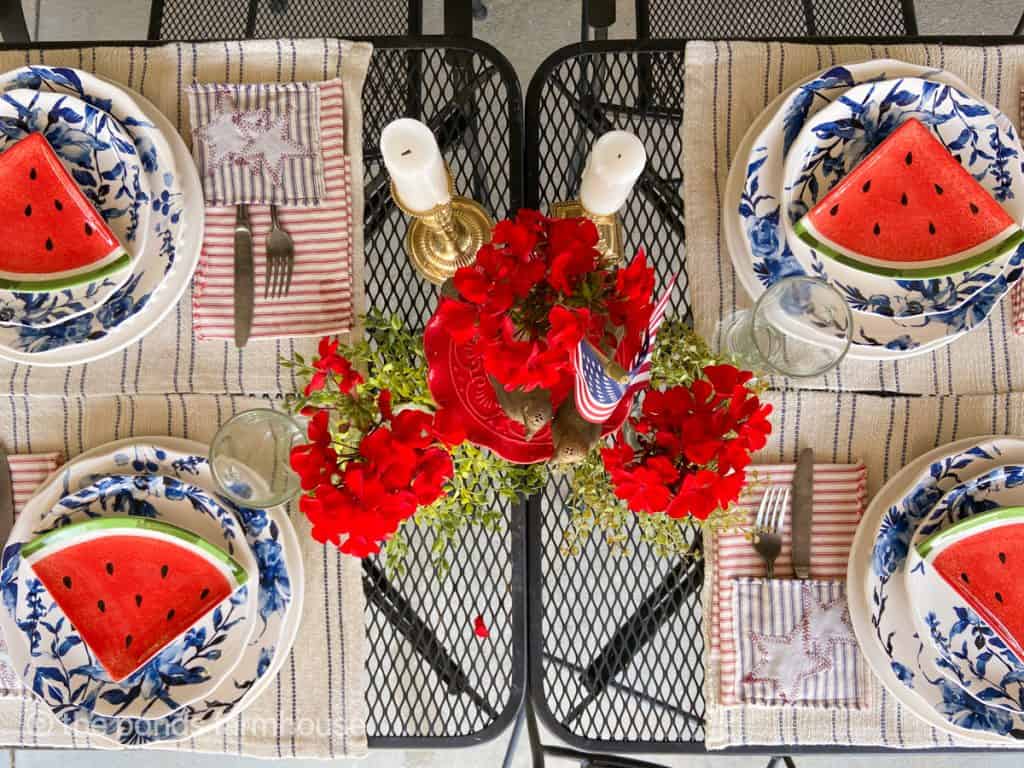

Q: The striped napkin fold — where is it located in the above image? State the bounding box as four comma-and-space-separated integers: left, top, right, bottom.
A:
711, 462, 868, 706
192, 78, 356, 341
732, 577, 867, 708
0, 451, 62, 698
188, 81, 324, 207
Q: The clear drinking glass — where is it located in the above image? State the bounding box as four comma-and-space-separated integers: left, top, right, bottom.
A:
210, 409, 304, 508
718, 276, 853, 378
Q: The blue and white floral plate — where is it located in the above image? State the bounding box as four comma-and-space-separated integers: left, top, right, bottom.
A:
848, 436, 1024, 742
725, 59, 1019, 360
11, 474, 258, 720
783, 78, 1024, 316
0, 438, 303, 746
0, 67, 202, 366
0, 89, 147, 328
906, 465, 1024, 714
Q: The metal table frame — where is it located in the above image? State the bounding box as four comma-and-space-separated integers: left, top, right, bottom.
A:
518, 35, 1024, 767
0, 33, 525, 752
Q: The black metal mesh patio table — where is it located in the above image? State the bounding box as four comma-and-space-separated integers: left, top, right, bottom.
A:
522, 36, 1024, 761
0, 34, 524, 751
358, 36, 526, 748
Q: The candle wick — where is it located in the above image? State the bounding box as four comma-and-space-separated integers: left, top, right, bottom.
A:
401, 148, 412, 156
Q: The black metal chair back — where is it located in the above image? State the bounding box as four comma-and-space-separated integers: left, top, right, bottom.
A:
147, 0, 422, 39
636, 0, 917, 38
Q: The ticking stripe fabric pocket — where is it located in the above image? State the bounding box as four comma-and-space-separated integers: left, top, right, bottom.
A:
732, 578, 868, 709
188, 81, 324, 207
0, 451, 62, 698
192, 79, 355, 341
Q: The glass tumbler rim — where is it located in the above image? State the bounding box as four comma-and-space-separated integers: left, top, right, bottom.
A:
751, 275, 853, 379
210, 408, 304, 509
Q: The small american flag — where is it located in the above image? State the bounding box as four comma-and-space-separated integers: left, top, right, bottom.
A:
572, 274, 677, 424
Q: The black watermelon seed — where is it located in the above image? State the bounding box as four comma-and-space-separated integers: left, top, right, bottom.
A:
934, 183, 944, 195
905, 151, 913, 165
900, 193, 908, 206
134, 594, 142, 607
1000, 551, 1007, 563
44, 238, 53, 251
29, 168, 36, 180
996, 591, 1005, 603
105, 562, 114, 575
167, 609, 175, 621
862, 180, 872, 193
97, 600, 105, 612
84, 222, 93, 236
23, 205, 30, 217
961, 572, 970, 584
161, 564, 168, 578
829, 204, 839, 216
53, 199, 62, 211
976, 635, 987, 649
928, 222, 936, 235
61, 576, 71, 589
125, 635, 132, 648
873, 222, 881, 236
970, 202, 980, 214
200, 588, 210, 600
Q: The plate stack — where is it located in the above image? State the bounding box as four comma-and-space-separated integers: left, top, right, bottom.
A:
725, 59, 1024, 360
0, 66, 202, 367
0, 437, 303, 746
849, 436, 1024, 742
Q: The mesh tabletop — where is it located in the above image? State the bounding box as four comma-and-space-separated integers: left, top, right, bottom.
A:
525, 41, 703, 751
360, 39, 526, 747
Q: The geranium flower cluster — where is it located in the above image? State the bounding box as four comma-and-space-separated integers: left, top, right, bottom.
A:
290, 341, 465, 557
435, 209, 656, 401
600, 365, 772, 521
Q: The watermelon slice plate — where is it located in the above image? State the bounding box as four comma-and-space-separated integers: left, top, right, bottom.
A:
0, 133, 131, 292
794, 117, 1024, 278
23, 517, 248, 683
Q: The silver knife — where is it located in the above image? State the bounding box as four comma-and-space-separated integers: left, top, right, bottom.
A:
234, 204, 254, 348
791, 447, 814, 580
0, 446, 14, 547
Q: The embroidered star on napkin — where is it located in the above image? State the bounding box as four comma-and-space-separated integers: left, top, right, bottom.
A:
744, 624, 833, 702
802, 582, 857, 654
239, 111, 313, 184
194, 90, 313, 187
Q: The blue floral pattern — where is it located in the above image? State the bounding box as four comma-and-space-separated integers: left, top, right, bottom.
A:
0, 442, 297, 744
0, 88, 150, 329
787, 78, 1022, 318
868, 440, 1024, 738
0, 66, 182, 355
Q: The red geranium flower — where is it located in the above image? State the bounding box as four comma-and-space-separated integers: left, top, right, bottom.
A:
304, 337, 364, 396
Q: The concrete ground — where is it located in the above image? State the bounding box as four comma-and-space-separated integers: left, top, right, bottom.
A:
5, 0, 1024, 765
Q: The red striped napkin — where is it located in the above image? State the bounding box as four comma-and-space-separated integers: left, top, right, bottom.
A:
711, 462, 867, 705
0, 452, 62, 697
192, 79, 355, 341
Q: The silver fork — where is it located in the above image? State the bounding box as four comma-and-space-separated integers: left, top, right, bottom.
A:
265, 204, 294, 299
753, 485, 790, 579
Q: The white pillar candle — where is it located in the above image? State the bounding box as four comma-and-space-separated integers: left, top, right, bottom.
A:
380, 118, 451, 212
578, 131, 647, 216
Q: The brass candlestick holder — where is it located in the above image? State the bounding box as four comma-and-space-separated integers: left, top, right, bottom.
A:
550, 199, 624, 264
390, 168, 494, 284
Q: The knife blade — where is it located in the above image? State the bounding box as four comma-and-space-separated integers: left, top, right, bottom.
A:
791, 447, 814, 580
234, 204, 254, 348
0, 446, 14, 547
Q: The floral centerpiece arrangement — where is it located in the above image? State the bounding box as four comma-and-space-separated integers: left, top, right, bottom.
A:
283, 211, 773, 569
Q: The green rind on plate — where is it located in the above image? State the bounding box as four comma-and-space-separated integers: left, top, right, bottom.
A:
794, 219, 1024, 279
917, 505, 1024, 559
21, 515, 248, 586
0, 250, 131, 292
